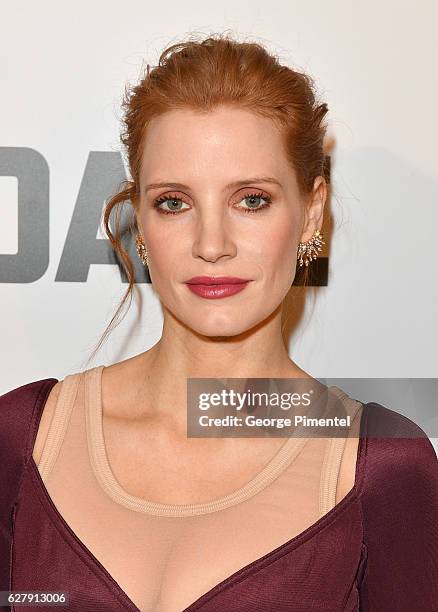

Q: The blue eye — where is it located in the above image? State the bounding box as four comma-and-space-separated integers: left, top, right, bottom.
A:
235, 192, 272, 213
152, 190, 273, 215
153, 195, 190, 215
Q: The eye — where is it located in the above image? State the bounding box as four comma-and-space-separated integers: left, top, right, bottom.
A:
234, 191, 272, 214
152, 190, 273, 215
153, 193, 190, 215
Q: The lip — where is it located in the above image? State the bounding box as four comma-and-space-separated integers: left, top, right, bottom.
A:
186, 276, 250, 285
185, 276, 252, 299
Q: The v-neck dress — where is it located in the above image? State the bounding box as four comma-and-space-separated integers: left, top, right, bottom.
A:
0, 366, 437, 612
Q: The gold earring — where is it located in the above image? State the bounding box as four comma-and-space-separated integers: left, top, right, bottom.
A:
297, 229, 325, 267
135, 233, 149, 267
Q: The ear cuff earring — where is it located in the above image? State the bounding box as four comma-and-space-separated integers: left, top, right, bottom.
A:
135, 229, 325, 269
135, 233, 149, 267
296, 229, 325, 267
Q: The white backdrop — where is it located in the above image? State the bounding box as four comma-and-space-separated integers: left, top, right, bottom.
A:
1, 1, 437, 449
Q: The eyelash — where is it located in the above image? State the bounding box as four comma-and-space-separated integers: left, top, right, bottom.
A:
152, 191, 273, 215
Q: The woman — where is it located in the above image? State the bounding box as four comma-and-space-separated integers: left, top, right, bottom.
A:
1, 33, 437, 612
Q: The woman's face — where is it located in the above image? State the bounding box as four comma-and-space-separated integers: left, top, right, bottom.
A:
136, 105, 325, 337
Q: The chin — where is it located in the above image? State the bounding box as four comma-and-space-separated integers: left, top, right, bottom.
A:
186, 313, 264, 339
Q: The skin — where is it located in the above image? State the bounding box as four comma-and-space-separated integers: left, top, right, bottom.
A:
33, 105, 359, 505
136, 106, 325, 346
134, 106, 326, 408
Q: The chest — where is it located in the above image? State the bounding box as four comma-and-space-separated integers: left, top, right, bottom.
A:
102, 420, 295, 503
9, 463, 365, 612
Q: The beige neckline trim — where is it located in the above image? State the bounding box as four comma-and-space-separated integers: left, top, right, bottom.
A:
83, 365, 359, 517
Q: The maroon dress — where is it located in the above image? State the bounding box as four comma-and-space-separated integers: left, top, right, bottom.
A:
0, 376, 437, 611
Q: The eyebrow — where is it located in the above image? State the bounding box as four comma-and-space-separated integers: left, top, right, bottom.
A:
144, 176, 283, 193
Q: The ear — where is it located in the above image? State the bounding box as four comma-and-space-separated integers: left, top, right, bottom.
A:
132, 202, 144, 238
300, 176, 327, 242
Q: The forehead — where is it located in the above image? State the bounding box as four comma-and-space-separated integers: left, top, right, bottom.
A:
140, 106, 291, 182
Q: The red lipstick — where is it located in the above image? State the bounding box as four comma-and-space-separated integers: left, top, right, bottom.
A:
185, 276, 251, 299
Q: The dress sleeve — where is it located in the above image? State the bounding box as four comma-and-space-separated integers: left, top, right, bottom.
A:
0, 378, 57, 591
358, 403, 438, 611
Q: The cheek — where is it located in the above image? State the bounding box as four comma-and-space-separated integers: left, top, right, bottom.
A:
146, 239, 173, 288
140, 213, 179, 270
258, 223, 301, 301
262, 221, 298, 269
143, 229, 190, 303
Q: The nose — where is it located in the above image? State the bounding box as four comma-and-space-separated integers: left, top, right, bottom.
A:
192, 206, 236, 263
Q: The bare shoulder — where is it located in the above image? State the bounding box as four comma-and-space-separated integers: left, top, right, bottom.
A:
32, 380, 63, 466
